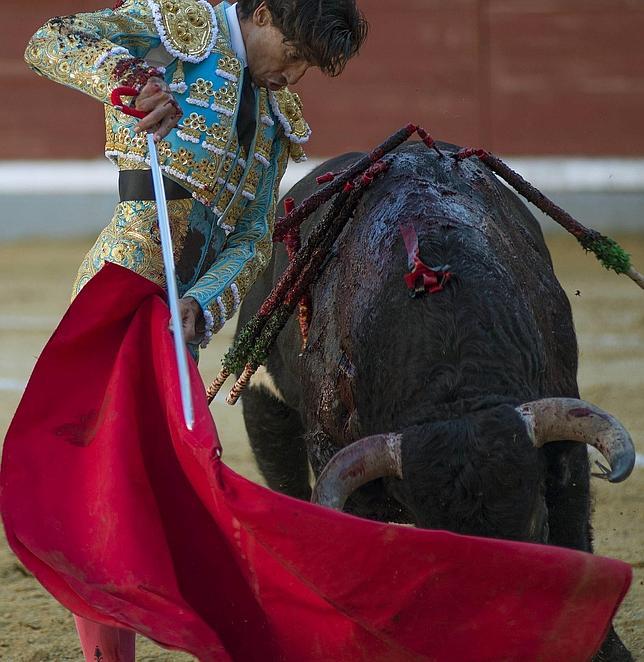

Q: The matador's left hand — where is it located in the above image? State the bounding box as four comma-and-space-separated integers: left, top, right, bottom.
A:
133, 77, 182, 141
172, 297, 204, 344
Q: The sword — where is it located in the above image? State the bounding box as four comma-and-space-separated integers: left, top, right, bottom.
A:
110, 86, 194, 430
147, 132, 195, 430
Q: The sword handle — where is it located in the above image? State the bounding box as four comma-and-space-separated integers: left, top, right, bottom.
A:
110, 86, 147, 119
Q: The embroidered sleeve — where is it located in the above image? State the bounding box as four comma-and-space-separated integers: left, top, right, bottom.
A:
184, 140, 291, 336
24, 0, 160, 105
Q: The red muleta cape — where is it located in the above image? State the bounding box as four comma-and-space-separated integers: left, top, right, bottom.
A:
0, 263, 631, 661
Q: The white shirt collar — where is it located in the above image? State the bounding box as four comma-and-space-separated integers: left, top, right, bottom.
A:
225, 3, 247, 65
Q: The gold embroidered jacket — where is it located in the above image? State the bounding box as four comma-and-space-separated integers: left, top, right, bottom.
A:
24, 0, 311, 336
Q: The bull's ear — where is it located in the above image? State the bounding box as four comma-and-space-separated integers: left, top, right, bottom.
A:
515, 398, 635, 483
311, 433, 403, 510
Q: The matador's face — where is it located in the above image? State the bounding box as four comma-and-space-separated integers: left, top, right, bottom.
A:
239, 2, 311, 91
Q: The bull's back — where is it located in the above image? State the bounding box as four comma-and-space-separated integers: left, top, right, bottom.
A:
290, 143, 578, 435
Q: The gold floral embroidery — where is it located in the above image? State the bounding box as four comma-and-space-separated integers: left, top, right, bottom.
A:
202, 122, 229, 157
211, 81, 237, 117
72, 199, 192, 298
186, 77, 214, 107
105, 116, 148, 162
253, 95, 274, 165
214, 186, 235, 214
220, 202, 244, 229
26, 35, 109, 102
24, 3, 157, 105
289, 143, 307, 162
176, 111, 207, 143
220, 288, 235, 318
115, 155, 151, 170
242, 167, 260, 199
272, 89, 311, 143
166, 146, 197, 182
191, 157, 220, 190
216, 55, 242, 80
213, 4, 233, 53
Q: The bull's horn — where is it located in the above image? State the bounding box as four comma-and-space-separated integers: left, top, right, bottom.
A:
311, 433, 403, 510
516, 398, 635, 483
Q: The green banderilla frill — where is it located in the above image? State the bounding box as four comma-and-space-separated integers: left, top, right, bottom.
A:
453, 148, 644, 290
580, 234, 631, 275
222, 314, 263, 374
247, 307, 291, 369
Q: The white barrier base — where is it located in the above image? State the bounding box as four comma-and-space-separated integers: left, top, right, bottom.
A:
1, 158, 644, 239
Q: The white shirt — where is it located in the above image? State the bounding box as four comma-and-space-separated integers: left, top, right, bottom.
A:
225, 3, 247, 64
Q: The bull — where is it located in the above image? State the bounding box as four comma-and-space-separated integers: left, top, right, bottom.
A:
236, 141, 634, 660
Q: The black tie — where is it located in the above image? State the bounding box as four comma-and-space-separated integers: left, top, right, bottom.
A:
236, 67, 256, 155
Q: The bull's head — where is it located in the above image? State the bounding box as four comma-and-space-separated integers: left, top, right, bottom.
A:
311, 398, 635, 511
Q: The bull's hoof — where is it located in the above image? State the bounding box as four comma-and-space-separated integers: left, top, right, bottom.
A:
593, 627, 633, 662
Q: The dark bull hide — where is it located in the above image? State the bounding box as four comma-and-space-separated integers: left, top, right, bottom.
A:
237, 142, 633, 660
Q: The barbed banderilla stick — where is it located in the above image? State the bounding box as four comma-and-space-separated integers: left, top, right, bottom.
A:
224, 188, 365, 405
216, 163, 391, 405
281, 198, 312, 349
205, 186, 354, 404
272, 123, 419, 242
206, 370, 230, 404
226, 364, 255, 405
204, 130, 411, 405
452, 148, 644, 291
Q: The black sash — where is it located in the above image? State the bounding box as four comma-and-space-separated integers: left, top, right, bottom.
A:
118, 170, 191, 202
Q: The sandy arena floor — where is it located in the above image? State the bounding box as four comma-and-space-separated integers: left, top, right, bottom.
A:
0, 234, 642, 660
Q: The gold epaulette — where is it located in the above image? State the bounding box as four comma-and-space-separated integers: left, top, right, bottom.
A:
269, 89, 312, 162
147, 0, 218, 63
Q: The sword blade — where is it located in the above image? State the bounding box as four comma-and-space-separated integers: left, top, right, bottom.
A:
147, 133, 195, 430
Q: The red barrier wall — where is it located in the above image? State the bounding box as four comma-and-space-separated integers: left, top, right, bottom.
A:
2, 0, 643, 158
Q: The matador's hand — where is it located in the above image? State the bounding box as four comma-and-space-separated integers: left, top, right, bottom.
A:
170, 297, 205, 344
133, 77, 182, 141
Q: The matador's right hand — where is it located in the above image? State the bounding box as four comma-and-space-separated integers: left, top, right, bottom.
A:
133, 77, 182, 142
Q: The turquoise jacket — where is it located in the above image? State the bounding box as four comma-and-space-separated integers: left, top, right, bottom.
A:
25, 0, 310, 336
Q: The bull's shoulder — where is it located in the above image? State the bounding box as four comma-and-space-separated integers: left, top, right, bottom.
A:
284, 151, 366, 204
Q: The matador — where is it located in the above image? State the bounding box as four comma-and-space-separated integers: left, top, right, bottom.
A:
22, 0, 367, 657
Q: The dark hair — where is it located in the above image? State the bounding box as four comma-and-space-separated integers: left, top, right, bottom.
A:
237, 0, 368, 76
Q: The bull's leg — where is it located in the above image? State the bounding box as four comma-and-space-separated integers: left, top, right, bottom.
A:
544, 443, 632, 662
241, 377, 311, 500
593, 630, 634, 662
543, 442, 592, 551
